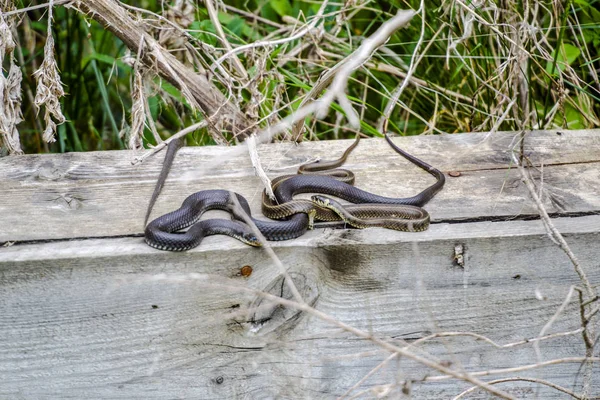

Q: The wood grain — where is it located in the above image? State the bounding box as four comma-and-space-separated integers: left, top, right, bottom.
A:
1, 216, 599, 398
1, 129, 600, 242
1, 129, 599, 398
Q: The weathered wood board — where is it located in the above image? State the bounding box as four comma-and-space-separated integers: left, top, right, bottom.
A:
1, 130, 599, 399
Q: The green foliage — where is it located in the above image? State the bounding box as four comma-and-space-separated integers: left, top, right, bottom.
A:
11, 0, 600, 153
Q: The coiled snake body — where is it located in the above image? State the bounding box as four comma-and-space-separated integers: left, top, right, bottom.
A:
144, 189, 309, 251
144, 134, 445, 251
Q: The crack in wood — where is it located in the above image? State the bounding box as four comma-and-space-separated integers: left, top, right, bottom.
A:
432, 209, 600, 225
450, 158, 600, 174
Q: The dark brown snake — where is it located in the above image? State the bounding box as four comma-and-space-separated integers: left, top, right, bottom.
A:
144, 134, 445, 251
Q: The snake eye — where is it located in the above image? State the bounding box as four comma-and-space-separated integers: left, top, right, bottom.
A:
243, 234, 261, 246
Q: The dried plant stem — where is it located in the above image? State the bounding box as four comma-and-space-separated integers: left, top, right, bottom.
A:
73, 0, 252, 139
227, 191, 304, 305
127, 43, 153, 150
408, 328, 584, 350
222, 4, 283, 29
379, 0, 425, 132
316, 10, 416, 128
2, 0, 72, 16
454, 377, 583, 400
0, 5, 25, 154
204, 0, 247, 80
510, 152, 594, 296
338, 353, 398, 399
246, 135, 275, 199
534, 286, 576, 361
425, 357, 600, 382
212, 0, 330, 69
32, 0, 66, 144
289, 9, 416, 138
511, 147, 597, 397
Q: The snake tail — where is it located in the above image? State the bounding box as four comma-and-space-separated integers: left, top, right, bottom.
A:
144, 137, 184, 227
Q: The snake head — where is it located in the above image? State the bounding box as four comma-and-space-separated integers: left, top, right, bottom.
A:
311, 195, 331, 207
241, 233, 262, 247
311, 195, 348, 221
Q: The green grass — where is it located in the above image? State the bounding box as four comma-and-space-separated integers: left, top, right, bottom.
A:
9, 0, 600, 153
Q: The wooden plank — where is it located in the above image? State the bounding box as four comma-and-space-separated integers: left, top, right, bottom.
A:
1, 216, 599, 398
2, 129, 599, 398
1, 129, 600, 242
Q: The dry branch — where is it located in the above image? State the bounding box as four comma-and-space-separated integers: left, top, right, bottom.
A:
72, 0, 252, 139
511, 137, 598, 398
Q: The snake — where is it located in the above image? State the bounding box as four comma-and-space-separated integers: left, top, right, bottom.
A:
261, 134, 444, 221
311, 195, 430, 232
144, 189, 307, 251
144, 134, 445, 251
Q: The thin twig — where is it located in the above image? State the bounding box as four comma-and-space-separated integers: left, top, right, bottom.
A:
338, 353, 398, 399
407, 328, 584, 350
222, 4, 284, 29
379, 0, 425, 132
246, 135, 275, 200
2, 0, 72, 16
290, 9, 417, 138
534, 286, 576, 362
211, 0, 330, 70
453, 377, 583, 400
425, 357, 600, 381
510, 152, 594, 296
204, 0, 247, 79
227, 191, 305, 305
316, 10, 417, 128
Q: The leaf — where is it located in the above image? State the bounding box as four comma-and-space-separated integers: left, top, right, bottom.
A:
82, 53, 131, 72
561, 43, 581, 65
226, 16, 246, 37
189, 20, 218, 47
270, 0, 292, 17
565, 104, 586, 129
545, 43, 581, 75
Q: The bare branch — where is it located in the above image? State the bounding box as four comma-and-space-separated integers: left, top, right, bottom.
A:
72, 0, 252, 139
211, 0, 331, 70
454, 377, 583, 400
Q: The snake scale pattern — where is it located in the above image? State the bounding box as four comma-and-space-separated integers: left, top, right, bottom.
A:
144, 134, 445, 251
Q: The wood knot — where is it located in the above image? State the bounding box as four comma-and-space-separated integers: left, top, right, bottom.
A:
49, 193, 85, 210
246, 272, 319, 335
